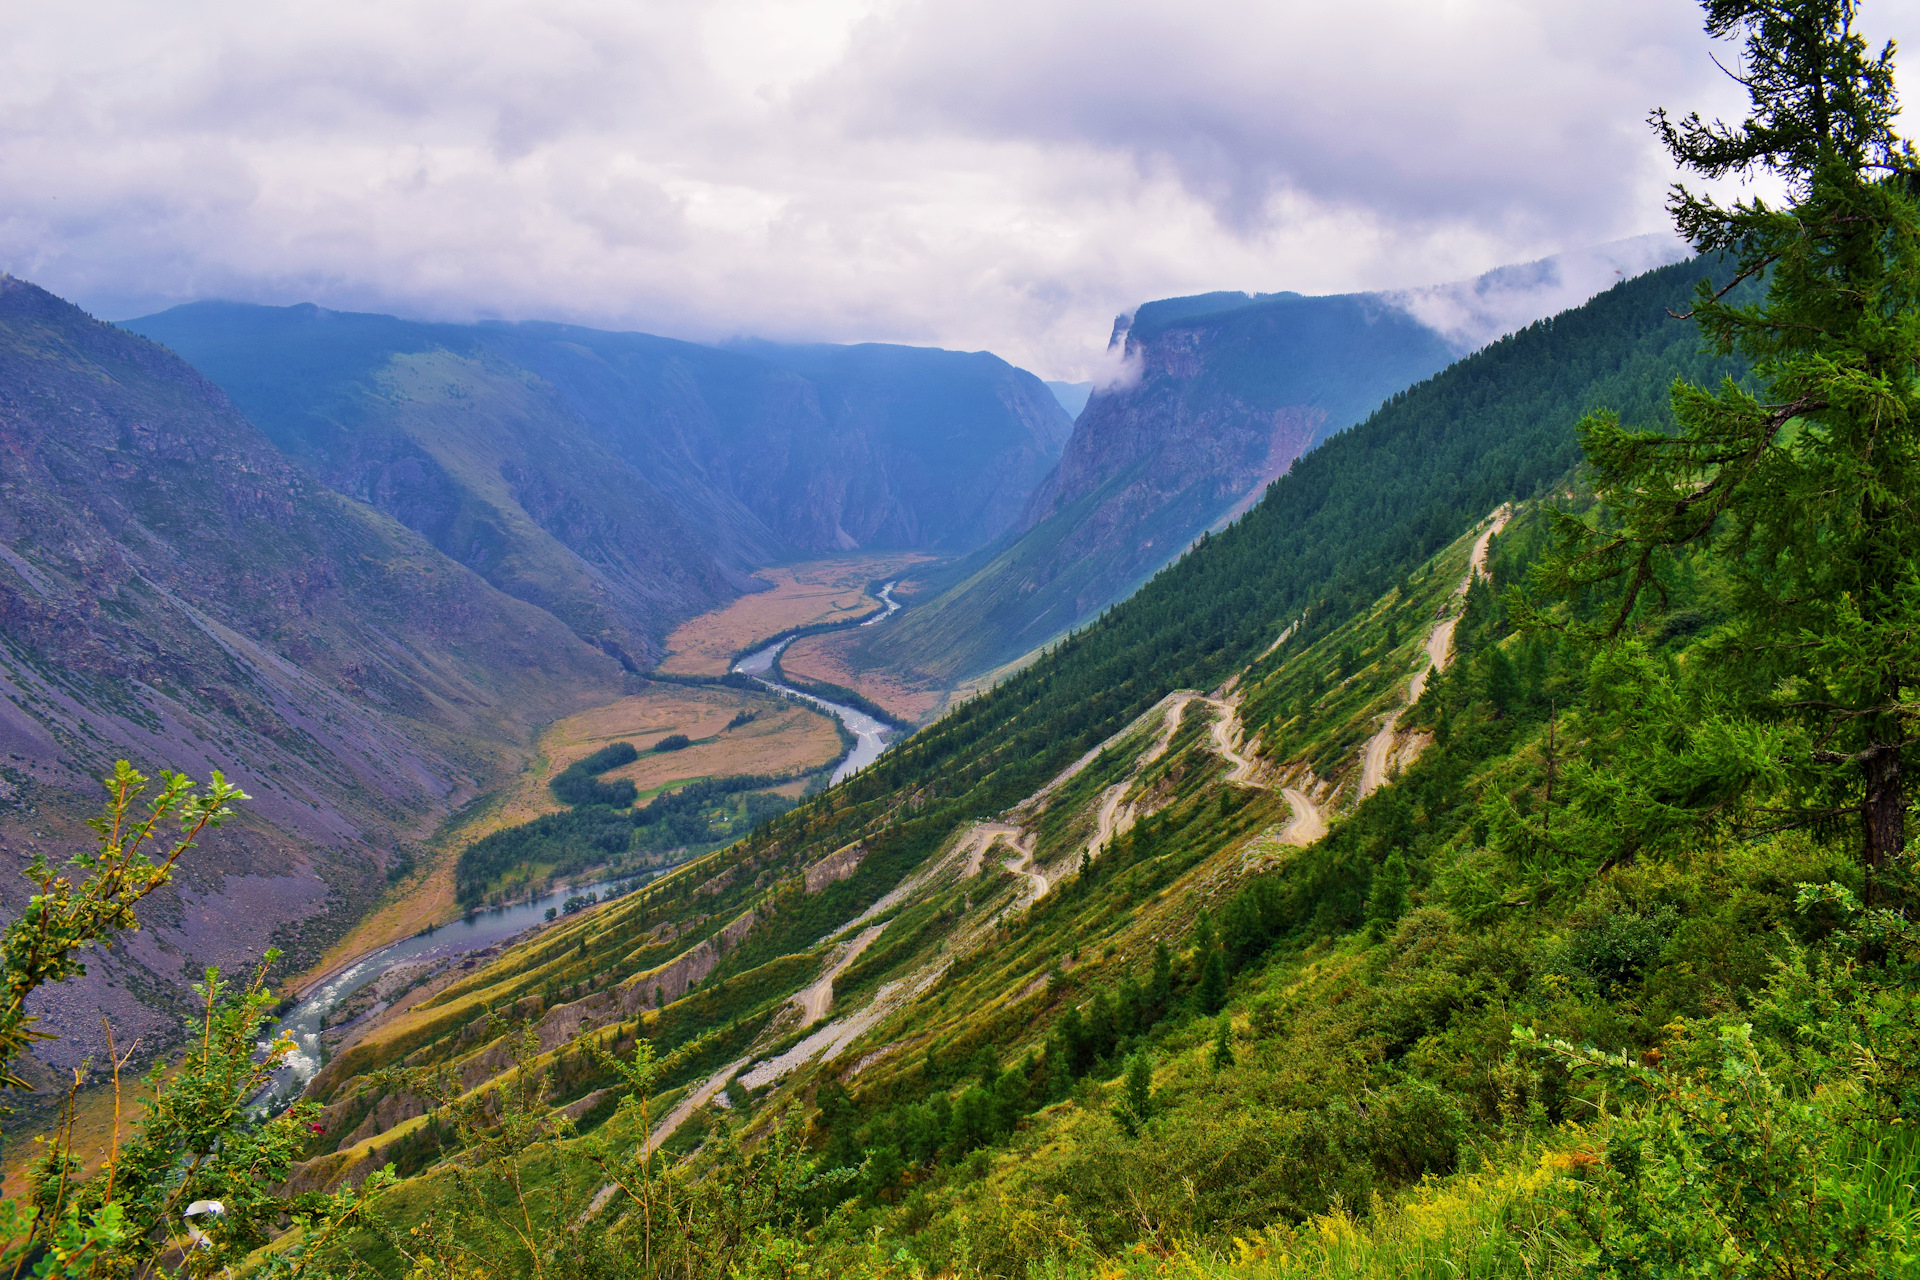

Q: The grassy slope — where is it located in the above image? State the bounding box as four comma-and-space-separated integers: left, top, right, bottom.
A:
284, 261, 1914, 1276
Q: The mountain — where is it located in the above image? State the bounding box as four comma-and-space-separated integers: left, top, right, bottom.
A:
272, 249, 1839, 1279
859, 241, 1696, 685
716, 339, 1076, 552
0, 277, 625, 1079
1045, 380, 1093, 418
120, 308, 1074, 648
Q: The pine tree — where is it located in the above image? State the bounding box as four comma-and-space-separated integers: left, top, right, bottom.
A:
1147, 941, 1174, 1018
1366, 850, 1411, 937
1116, 1051, 1154, 1136
1536, 0, 1920, 878
1196, 947, 1228, 1015
1211, 1014, 1235, 1071
1191, 909, 1216, 961
1485, 646, 1520, 714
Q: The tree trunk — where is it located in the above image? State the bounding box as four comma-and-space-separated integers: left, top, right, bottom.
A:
1863, 738, 1904, 875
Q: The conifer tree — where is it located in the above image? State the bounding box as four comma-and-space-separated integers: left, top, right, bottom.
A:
1538, 0, 1920, 876
1366, 851, 1411, 937
1211, 1014, 1235, 1071
1147, 941, 1174, 1018
1116, 1052, 1154, 1137
1196, 948, 1228, 1015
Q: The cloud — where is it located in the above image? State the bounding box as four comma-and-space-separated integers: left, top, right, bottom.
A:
4, 0, 1912, 378
1386, 232, 1697, 353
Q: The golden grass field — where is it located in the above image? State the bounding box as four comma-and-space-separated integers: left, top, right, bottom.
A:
302, 554, 933, 990
781, 628, 948, 723
297, 683, 839, 990
656, 552, 932, 676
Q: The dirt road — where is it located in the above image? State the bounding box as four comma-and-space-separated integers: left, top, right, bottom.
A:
1358, 505, 1512, 799
1203, 694, 1264, 786
1278, 786, 1328, 845
796, 924, 886, 1025
956, 823, 1026, 876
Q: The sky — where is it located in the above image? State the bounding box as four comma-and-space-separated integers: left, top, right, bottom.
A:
5, 0, 1918, 379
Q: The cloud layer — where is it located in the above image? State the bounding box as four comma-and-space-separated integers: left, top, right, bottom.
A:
6, 0, 1913, 377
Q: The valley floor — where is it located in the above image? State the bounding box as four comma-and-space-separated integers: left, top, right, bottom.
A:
657, 553, 935, 677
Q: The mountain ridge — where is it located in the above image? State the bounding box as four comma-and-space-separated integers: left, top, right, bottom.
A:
0, 276, 627, 1079
122, 305, 1074, 620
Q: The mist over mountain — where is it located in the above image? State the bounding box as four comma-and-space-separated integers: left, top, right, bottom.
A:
1045, 381, 1094, 418
1383, 232, 1690, 351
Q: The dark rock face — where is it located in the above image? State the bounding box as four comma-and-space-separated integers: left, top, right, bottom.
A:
0, 277, 623, 1080
867, 291, 1457, 681
1023, 291, 1457, 542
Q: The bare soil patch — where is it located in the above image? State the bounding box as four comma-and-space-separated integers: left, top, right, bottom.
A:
658, 553, 933, 676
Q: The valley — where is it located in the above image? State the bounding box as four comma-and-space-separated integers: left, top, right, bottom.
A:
12, 6, 1919, 1277
656, 553, 933, 678
301, 679, 847, 980
212, 223, 1850, 1276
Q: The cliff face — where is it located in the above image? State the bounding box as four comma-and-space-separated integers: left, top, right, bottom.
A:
122, 308, 1075, 599
0, 278, 624, 1078
722, 341, 1075, 554
1022, 291, 1458, 535
866, 292, 1456, 681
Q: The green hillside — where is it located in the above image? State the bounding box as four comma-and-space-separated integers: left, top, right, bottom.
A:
865, 254, 1748, 684
8, 6, 1917, 1274
122, 306, 1073, 575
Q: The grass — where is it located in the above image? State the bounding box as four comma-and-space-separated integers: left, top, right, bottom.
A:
784, 628, 951, 723
657, 553, 934, 677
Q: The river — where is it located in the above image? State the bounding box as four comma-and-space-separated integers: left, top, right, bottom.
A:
259, 876, 631, 1110
262, 583, 905, 1108
733, 579, 902, 784
860, 580, 901, 625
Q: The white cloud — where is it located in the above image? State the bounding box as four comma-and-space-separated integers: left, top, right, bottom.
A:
4, 0, 1914, 378
1386, 232, 1697, 353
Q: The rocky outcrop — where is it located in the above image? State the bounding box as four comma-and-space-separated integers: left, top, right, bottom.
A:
618, 908, 757, 1013
804, 841, 866, 894
866, 290, 1457, 681
340, 1091, 429, 1148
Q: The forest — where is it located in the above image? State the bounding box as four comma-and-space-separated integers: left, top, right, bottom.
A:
4, 2, 1918, 1277
453, 748, 799, 906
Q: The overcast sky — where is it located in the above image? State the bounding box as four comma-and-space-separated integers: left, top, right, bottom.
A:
5, 0, 1917, 379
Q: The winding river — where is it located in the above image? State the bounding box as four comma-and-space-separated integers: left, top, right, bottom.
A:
260, 876, 629, 1109
734, 579, 902, 783
262, 581, 907, 1108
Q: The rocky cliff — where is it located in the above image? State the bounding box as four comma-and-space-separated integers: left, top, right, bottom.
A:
864, 291, 1456, 681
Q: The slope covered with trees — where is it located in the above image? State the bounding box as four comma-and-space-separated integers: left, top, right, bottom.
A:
5, 3, 1917, 1275
866, 252, 1749, 687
